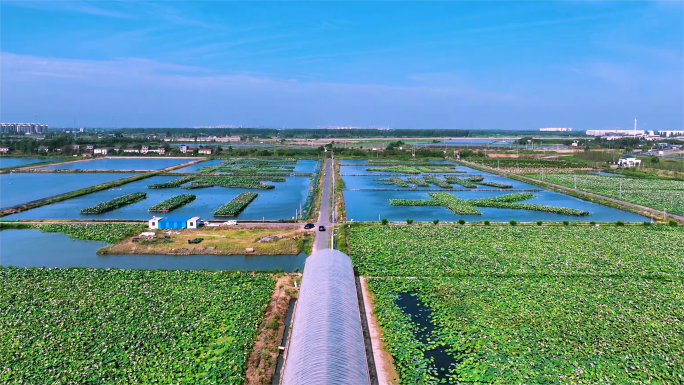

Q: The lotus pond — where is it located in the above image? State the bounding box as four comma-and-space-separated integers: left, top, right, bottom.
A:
172, 159, 318, 174
0, 265, 275, 383
349, 225, 684, 277
0, 229, 307, 271
41, 157, 192, 171
0, 172, 137, 209
342, 175, 538, 190
368, 276, 684, 384
343, 189, 647, 222
7, 175, 310, 220
351, 225, 684, 384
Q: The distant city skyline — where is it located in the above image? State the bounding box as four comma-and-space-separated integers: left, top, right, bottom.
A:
1, 1, 682, 129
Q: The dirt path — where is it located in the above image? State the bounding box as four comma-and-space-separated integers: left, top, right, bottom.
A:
360, 277, 399, 385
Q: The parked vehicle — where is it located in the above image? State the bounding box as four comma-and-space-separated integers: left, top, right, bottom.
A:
304, 223, 315, 229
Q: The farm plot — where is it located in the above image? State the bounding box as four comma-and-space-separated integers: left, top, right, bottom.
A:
529, 174, 684, 215
0, 267, 274, 384
367, 276, 684, 384
350, 224, 684, 384
348, 225, 684, 277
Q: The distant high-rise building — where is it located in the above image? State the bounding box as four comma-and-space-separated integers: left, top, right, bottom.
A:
0, 123, 49, 134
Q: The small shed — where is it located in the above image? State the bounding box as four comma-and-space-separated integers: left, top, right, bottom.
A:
618, 155, 641, 168
149, 216, 200, 229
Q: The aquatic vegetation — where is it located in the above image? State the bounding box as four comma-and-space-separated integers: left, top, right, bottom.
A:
389, 192, 589, 216
530, 173, 684, 215
214, 192, 259, 216
181, 176, 276, 189
366, 166, 422, 174
476, 181, 512, 188
376, 177, 410, 187
301, 160, 322, 219
406, 177, 429, 187
422, 176, 452, 188
198, 164, 295, 173
80, 192, 147, 214
37, 223, 145, 243
367, 276, 684, 384
444, 176, 477, 188
0, 267, 274, 384
147, 175, 197, 189
468, 193, 589, 216
349, 225, 684, 277
148, 194, 197, 212
415, 166, 465, 173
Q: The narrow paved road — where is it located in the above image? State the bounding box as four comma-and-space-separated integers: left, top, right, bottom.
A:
312, 159, 331, 252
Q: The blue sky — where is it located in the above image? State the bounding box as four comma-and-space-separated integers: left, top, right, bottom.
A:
1, 1, 682, 130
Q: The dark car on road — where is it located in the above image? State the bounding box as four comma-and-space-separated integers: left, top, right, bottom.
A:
318, 225, 326, 231
304, 223, 315, 229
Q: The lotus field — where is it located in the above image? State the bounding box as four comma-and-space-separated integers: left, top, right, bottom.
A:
367, 276, 684, 384
147, 176, 282, 189
148, 194, 197, 212
374, 175, 514, 189
376, 177, 410, 187
350, 225, 684, 383
79, 192, 148, 214
37, 223, 146, 243
529, 173, 684, 215
214, 192, 259, 216
182, 176, 278, 190
390, 192, 589, 216
0, 267, 274, 384
197, 164, 296, 174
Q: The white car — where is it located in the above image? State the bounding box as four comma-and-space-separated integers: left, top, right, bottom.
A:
223, 220, 238, 226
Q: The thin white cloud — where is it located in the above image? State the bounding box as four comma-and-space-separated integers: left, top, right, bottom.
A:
4, 1, 133, 19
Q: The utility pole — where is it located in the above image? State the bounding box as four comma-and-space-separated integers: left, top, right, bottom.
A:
619, 180, 622, 200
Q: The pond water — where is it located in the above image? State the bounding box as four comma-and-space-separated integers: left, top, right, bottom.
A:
0, 158, 60, 168
342, 175, 539, 190
395, 292, 456, 381
172, 159, 319, 174
8, 175, 311, 220
0, 229, 306, 271
343, 189, 648, 222
42, 158, 192, 171
340, 163, 491, 176
0, 172, 137, 209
